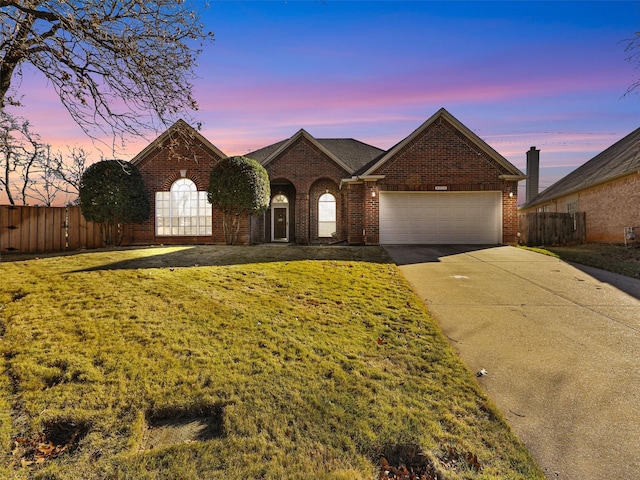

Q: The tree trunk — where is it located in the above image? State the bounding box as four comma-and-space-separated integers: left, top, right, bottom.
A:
0, 13, 36, 109
222, 211, 240, 245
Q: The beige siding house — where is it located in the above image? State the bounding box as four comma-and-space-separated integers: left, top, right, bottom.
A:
520, 127, 640, 244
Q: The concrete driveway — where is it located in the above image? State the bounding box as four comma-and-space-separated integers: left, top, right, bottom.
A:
384, 245, 640, 480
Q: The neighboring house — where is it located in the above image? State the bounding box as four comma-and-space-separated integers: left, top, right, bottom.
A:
520, 127, 640, 244
125, 108, 525, 246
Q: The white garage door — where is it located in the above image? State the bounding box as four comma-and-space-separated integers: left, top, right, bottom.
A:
379, 192, 502, 244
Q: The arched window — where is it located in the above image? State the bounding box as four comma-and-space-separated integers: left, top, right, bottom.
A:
156, 179, 212, 236
272, 193, 288, 204
318, 193, 336, 237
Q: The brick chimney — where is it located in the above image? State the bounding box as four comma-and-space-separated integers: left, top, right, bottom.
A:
526, 146, 540, 204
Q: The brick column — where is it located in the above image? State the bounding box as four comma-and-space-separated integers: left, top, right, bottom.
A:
363, 180, 379, 245
503, 182, 518, 244
346, 183, 364, 244
296, 192, 310, 244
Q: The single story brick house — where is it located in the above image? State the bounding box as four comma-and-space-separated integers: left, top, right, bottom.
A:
519, 127, 640, 244
126, 108, 525, 246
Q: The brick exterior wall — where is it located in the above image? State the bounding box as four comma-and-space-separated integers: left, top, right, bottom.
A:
125, 113, 521, 247
359, 117, 520, 244
261, 136, 350, 244
125, 134, 250, 246
581, 175, 640, 243
346, 183, 365, 244
524, 173, 640, 243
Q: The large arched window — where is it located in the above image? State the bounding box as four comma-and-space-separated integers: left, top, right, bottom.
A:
156, 179, 212, 236
318, 193, 336, 237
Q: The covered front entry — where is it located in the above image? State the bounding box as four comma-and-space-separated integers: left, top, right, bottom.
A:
379, 191, 502, 244
270, 193, 290, 242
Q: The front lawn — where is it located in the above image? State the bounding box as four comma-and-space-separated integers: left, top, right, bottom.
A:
0, 246, 543, 479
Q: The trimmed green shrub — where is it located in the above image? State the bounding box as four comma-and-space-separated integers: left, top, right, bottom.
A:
79, 160, 150, 246
207, 156, 270, 244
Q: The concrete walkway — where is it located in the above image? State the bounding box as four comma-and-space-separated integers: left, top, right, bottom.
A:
384, 245, 640, 480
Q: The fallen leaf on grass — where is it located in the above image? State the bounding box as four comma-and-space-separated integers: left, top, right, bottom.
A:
37, 441, 55, 455
465, 452, 481, 472
13, 430, 80, 467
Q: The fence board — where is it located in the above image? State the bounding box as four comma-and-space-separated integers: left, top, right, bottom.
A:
1, 205, 103, 255
0, 207, 6, 252
518, 212, 586, 246
66, 206, 80, 250
37, 207, 47, 252
26, 207, 36, 252
68, 206, 103, 250
52, 208, 66, 252
7, 206, 22, 252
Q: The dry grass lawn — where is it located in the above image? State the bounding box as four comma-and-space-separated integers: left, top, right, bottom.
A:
0, 245, 543, 479
523, 243, 640, 279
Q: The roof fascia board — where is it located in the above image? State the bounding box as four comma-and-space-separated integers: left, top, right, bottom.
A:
499, 174, 528, 181
339, 177, 360, 189
361, 108, 524, 177
131, 119, 227, 165
360, 109, 445, 176
525, 169, 640, 209
259, 129, 305, 167
339, 174, 385, 189
261, 129, 354, 173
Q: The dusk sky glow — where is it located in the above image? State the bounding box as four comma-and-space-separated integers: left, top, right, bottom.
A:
8, 0, 640, 200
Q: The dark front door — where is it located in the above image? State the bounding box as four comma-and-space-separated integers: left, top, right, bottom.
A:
273, 207, 288, 241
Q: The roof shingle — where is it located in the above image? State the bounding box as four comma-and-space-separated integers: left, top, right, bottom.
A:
246, 136, 384, 174
525, 127, 640, 207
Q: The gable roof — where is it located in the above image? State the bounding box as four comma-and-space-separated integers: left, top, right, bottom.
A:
355, 108, 525, 179
246, 129, 384, 174
130, 119, 227, 166
524, 126, 640, 208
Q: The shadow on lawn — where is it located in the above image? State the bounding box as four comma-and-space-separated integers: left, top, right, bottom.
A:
70, 244, 395, 272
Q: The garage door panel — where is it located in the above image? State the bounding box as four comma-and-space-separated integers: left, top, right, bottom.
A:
379, 192, 501, 244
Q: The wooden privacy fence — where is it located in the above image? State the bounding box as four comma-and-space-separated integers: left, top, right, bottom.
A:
518, 212, 586, 246
0, 205, 103, 255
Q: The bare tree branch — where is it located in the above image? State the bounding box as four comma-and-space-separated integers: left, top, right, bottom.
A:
625, 31, 640, 96
0, 0, 213, 150
0, 110, 44, 205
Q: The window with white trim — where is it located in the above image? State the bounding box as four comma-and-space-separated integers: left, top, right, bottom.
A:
156, 179, 212, 236
318, 193, 336, 237
566, 200, 578, 214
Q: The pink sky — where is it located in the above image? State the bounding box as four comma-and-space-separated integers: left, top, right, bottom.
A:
4, 1, 640, 204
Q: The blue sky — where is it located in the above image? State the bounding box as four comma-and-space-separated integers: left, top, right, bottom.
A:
14, 1, 640, 198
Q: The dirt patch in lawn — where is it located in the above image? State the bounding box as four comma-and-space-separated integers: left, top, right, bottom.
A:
140, 405, 225, 451
11, 420, 90, 468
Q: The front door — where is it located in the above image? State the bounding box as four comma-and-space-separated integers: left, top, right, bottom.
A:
271, 206, 289, 242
